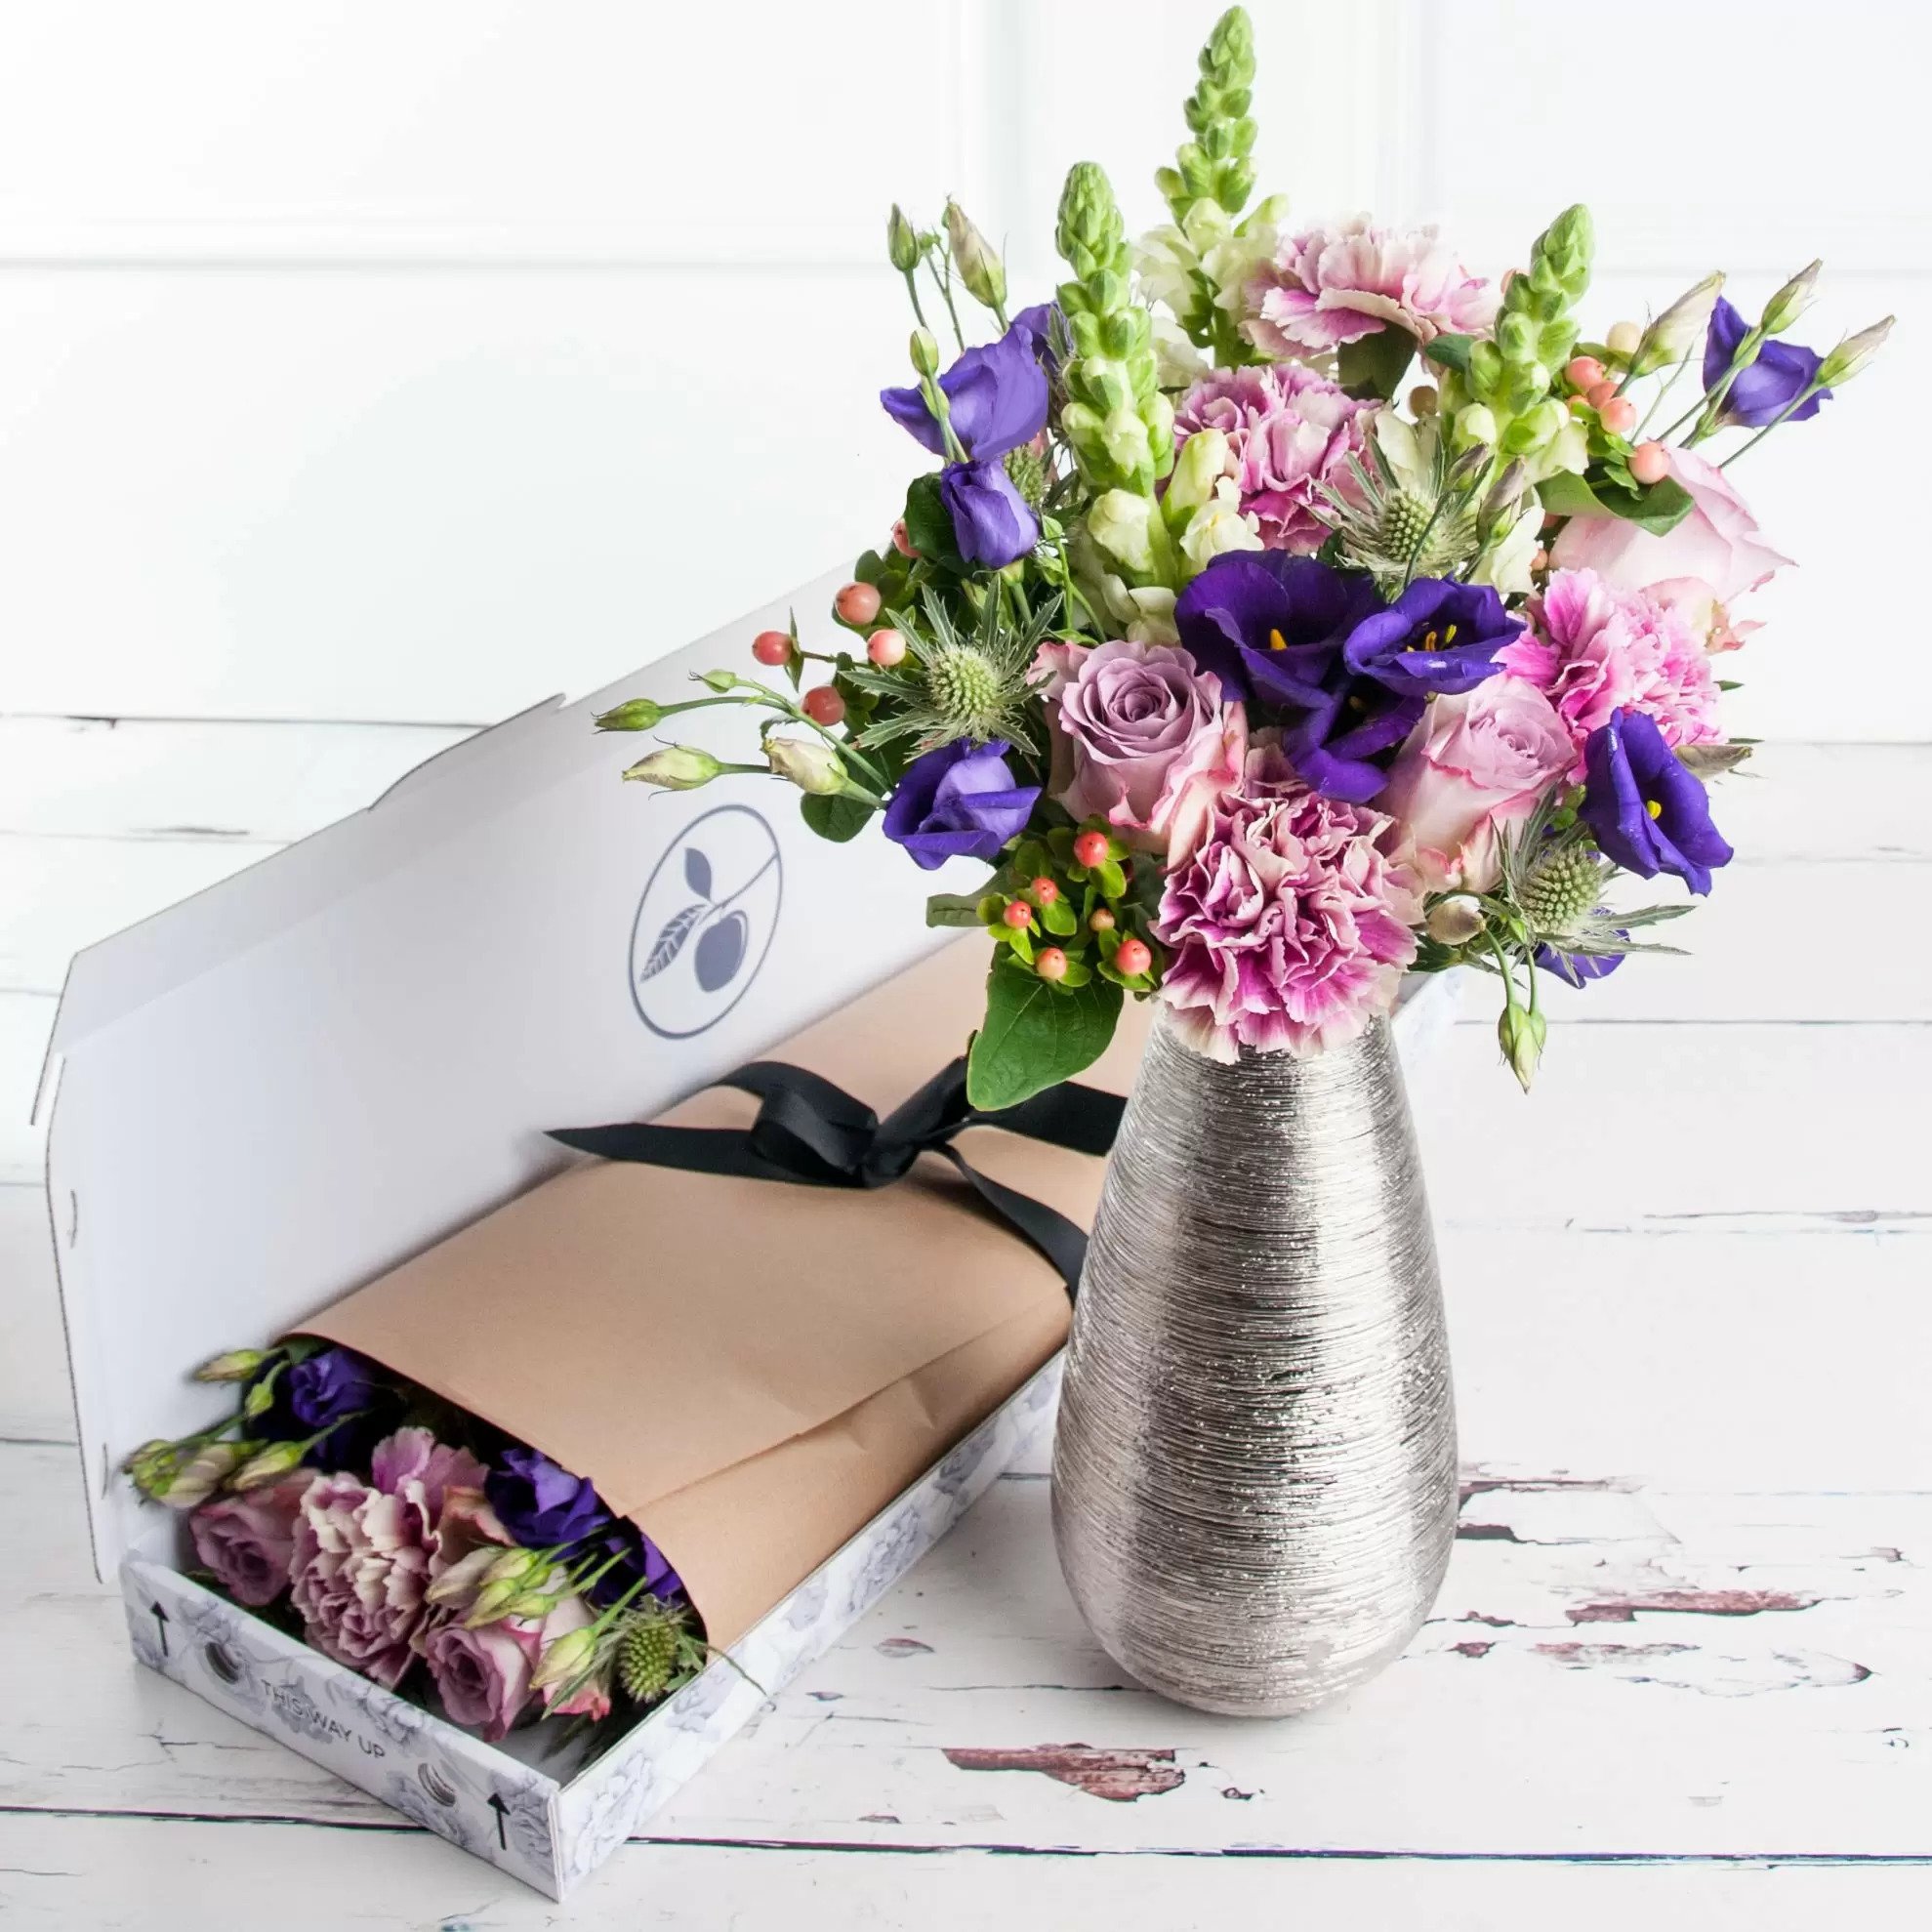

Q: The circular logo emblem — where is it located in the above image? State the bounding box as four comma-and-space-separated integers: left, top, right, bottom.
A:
628, 803, 783, 1038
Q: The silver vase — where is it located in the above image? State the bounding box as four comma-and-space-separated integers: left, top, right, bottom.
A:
1050, 1005, 1457, 1716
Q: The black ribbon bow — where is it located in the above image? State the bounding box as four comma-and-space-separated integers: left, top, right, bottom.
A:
549, 1057, 1124, 1297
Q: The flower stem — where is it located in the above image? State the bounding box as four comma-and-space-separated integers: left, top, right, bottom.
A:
1718, 380, 1827, 468
927, 250, 966, 353
901, 267, 929, 332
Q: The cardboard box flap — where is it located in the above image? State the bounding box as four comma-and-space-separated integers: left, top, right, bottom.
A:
44, 562, 981, 1580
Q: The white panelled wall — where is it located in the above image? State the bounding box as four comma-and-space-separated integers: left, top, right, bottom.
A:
0, 0, 1917, 736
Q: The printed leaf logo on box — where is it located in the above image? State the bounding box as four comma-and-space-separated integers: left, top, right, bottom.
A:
629, 804, 783, 1038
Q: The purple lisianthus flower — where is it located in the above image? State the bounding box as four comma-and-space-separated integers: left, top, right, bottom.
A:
1011, 301, 1061, 372
257, 1345, 384, 1465
1340, 577, 1522, 700
1581, 708, 1734, 895
485, 1446, 611, 1550
1536, 939, 1626, 984
940, 456, 1038, 569
881, 320, 1048, 462
1172, 552, 1380, 712
1703, 296, 1830, 430
883, 738, 1040, 870
586, 1526, 683, 1607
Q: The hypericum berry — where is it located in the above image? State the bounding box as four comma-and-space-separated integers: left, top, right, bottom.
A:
1599, 396, 1637, 437
1073, 830, 1109, 869
1565, 354, 1607, 391
834, 582, 882, 626
1035, 947, 1068, 982
1114, 937, 1152, 977
1001, 899, 1033, 929
1030, 877, 1059, 905
752, 629, 793, 666
1089, 907, 1116, 932
890, 518, 915, 557
1628, 439, 1669, 486
1584, 379, 1618, 410
1605, 318, 1642, 357
802, 685, 845, 726
867, 628, 906, 668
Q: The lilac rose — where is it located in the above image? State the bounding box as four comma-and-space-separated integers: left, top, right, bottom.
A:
189, 1472, 311, 1608
1034, 638, 1246, 855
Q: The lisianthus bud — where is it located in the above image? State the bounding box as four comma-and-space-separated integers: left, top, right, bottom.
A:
241, 1374, 281, 1419
886, 202, 921, 274
1634, 271, 1723, 373
944, 200, 1007, 313
595, 698, 664, 733
125, 1441, 182, 1501
425, 1545, 501, 1606
463, 1576, 526, 1627
1425, 895, 1486, 946
764, 734, 848, 797
1498, 1003, 1547, 1094
484, 1545, 545, 1587
1816, 315, 1893, 386
1759, 259, 1822, 336
530, 1625, 598, 1694
231, 1441, 307, 1492
623, 746, 723, 791
163, 1439, 247, 1511
1480, 459, 1529, 527
193, 1348, 267, 1383
909, 328, 940, 379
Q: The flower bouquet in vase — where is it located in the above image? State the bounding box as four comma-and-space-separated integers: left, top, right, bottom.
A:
600, 8, 1885, 1712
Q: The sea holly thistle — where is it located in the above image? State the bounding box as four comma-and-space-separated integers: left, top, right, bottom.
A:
843, 588, 1061, 758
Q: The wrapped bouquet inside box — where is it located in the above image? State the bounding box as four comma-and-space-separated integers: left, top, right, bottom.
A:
41, 573, 1470, 1896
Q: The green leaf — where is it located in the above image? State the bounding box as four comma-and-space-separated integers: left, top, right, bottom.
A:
925, 891, 986, 927
1041, 896, 1079, 937
1421, 331, 1475, 374
1337, 324, 1418, 401
1095, 858, 1128, 899
1538, 469, 1695, 536
801, 793, 873, 843
966, 958, 1124, 1110
903, 473, 966, 574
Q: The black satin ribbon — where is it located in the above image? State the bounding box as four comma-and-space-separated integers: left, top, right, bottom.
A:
549, 1057, 1124, 1297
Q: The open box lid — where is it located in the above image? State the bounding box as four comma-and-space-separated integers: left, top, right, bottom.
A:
39, 564, 965, 1579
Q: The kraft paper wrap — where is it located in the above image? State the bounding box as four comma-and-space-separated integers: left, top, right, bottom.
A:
303, 938, 1154, 1646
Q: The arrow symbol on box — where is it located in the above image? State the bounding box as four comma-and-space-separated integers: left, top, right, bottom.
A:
149, 1602, 170, 1658
488, 1791, 509, 1849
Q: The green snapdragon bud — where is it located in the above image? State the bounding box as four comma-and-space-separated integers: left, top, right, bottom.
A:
944, 200, 1007, 320
1154, 7, 1257, 225
886, 203, 921, 274
1760, 259, 1822, 335
1055, 161, 1174, 501
1459, 204, 1593, 469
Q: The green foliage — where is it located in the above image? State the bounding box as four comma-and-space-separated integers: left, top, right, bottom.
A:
1422, 332, 1475, 374
1539, 469, 1695, 536
966, 958, 1124, 1111
925, 891, 985, 927
1337, 325, 1418, 402
902, 473, 966, 574
801, 792, 872, 843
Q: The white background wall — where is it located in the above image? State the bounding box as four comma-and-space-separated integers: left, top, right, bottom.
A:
0, 0, 1918, 739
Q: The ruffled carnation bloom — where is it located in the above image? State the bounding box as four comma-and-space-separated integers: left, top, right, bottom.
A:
1549, 445, 1790, 607
189, 1473, 311, 1608
1155, 738, 1421, 1061
1499, 568, 1722, 778
1377, 676, 1574, 892
1034, 638, 1245, 854
1244, 217, 1500, 358
1172, 364, 1373, 552
289, 1428, 487, 1690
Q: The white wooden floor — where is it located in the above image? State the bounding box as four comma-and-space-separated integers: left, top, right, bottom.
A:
3, 720, 1928, 1928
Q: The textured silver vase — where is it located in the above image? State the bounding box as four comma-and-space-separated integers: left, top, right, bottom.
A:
1051, 1006, 1457, 1716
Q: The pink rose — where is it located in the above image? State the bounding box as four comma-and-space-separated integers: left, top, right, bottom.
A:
1035, 638, 1245, 852
1499, 568, 1721, 777
423, 1589, 606, 1741
1549, 446, 1791, 605
1377, 678, 1573, 892
189, 1473, 311, 1608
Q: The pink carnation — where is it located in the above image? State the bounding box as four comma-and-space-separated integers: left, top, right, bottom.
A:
1155, 738, 1420, 1062
1499, 568, 1722, 776
288, 1428, 489, 1691
1172, 363, 1372, 553
1246, 218, 1500, 358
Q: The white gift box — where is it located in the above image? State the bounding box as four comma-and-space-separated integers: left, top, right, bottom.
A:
41, 566, 1460, 1897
